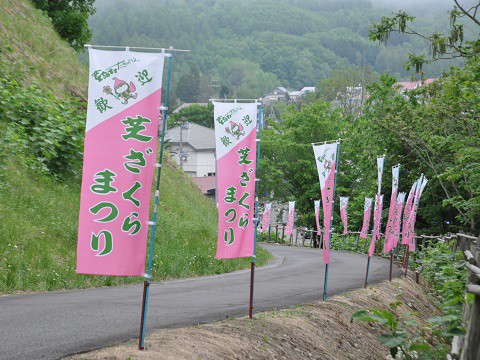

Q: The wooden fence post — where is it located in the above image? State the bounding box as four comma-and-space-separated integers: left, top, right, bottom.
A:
460, 236, 480, 360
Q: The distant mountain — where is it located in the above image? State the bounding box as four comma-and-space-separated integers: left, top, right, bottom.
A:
89, 0, 468, 99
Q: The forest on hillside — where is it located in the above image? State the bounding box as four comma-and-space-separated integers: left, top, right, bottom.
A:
88, 0, 476, 101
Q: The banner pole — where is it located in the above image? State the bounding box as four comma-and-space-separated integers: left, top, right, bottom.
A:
138, 49, 174, 350
364, 256, 371, 288
323, 140, 341, 302
389, 251, 393, 281
249, 103, 262, 319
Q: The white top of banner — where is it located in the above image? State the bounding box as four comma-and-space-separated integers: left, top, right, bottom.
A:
86, 49, 166, 132
340, 197, 349, 208
312, 142, 338, 189
377, 156, 385, 194
392, 164, 400, 193
213, 102, 258, 160
364, 197, 373, 210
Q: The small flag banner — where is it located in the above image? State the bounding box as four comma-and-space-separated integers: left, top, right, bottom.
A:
314, 200, 321, 235
405, 176, 428, 251
261, 203, 272, 233
77, 49, 166, 276
313, 142, 339, 264
340, 197, 349, 235
385, 165, 400, 252
285, 201, 295, 235
401, 180, 418, 245
213, 102, 258, 259
392, 192, 406, 249
360, 198, 373, 239
368, 194, 383, 256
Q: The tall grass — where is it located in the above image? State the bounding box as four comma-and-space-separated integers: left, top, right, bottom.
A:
0, 158, 271, 293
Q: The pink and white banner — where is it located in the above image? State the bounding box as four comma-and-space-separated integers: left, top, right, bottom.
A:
405, 176, 428, 252
285, 201, 295, 235
77, 49, 166, 276
368, 194, 383, 256
384, 165, 400, 252
340, 197, 349, 235
359, 198, 373, 239
401, 181, 418, 245
261, 203, 272, 233
392, 192, 406, 249
313, 142, 339, 264
314, 200, 321, 235
213, 102, 258, 259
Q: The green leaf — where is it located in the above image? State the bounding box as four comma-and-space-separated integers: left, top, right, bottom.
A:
351, 310, 387, 324
377, 333, 406, 348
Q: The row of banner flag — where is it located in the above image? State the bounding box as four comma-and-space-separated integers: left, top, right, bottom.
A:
259, 166, 427, 255
75, 47, 428, 274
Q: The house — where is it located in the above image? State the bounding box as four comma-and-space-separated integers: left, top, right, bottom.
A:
191, 175, 216, 198
166, 123, 216, 178
397, 78, 436, 92
263, 87, 289, 103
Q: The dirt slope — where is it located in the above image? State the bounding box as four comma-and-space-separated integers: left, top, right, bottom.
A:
68, 276, 441, 360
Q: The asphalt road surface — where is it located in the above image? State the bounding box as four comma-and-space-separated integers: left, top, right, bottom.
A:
0, 244, 400, 359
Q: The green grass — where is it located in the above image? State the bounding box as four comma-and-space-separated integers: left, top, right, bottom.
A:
0, 158, 271, 293
0, 0, 88, 99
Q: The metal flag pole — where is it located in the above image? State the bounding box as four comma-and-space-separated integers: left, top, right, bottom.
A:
249, 102, 262, 319
323, 140, 341, 302
138, 48, 174, 350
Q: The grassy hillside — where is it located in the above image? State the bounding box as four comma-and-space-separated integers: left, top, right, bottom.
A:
0, 0, 270, 293
0, 0, 87, 99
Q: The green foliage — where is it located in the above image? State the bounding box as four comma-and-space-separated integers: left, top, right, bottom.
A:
418, 241, 468, 338
89, 0, 467, 99
170, 103, 214, 129
351, 303, 427, 358
0, 159, 272, 293
0, 70, 85, 179
369, 3, 480, 72
259, 100, 346, 230
31, 0, 95, 51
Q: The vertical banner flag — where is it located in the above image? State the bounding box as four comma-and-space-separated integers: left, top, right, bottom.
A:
261, 203, 272, 233
392, 192, 406, 249
340, 197, 349, 235
368, 194, 384, 256
77, 49, 166, 276
213, 102, 258, 259
313, 142, 339, 264
401, 181, 418, 245
385, 165, 400, 252
314, 200, 321, 235
405, 176, 428, 251
285, 201, 295, 235
360, 198, 373, 239
368, 155, 385, 256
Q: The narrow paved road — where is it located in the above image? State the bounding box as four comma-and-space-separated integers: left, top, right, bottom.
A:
0, 245, 400, 359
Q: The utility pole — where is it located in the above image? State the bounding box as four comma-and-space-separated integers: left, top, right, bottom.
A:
178, 118, 189, 170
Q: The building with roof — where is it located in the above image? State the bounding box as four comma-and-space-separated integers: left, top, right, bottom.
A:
397, 78, 436, 92
166, 123, 216, 178
191, 176, 216, 198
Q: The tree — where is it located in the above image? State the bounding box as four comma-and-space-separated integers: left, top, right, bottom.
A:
369, 1, 480, 72
259, 100, 346, 228
169, 103, 214, 128
316, 66, 378, 118
355, 57, 480, 232
32, 0, 95, 51
176, 67, 201, 103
